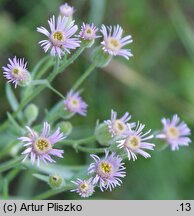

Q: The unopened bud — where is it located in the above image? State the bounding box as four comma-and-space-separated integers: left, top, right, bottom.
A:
49, 174, 65, 189
24, 104, 39, 124
58, 121, 73, 136
94, 123, 112, 146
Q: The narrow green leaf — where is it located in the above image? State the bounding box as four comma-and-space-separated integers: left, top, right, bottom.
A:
33, 173, 49, 183
6, 84, 23, 119
7, 112, 24, 133
3, 178, 8, 199
24, 161, 74, 180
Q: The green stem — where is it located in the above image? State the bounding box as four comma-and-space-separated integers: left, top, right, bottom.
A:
6, 167, 21, 183
32, 55, 51, 78
31, 80, 65, 99
72, 64, 96, 91
58, 46, 86, 73
35, 59, 54, 80
32, 184, 74, 200
0, 156, 23, 173
74, 145, 105, 153
60, 136, 96, 146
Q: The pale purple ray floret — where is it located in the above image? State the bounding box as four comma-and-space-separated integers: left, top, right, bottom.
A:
18, 122, 65, 166
37, 16, 80, 58
79, 23, 99, 40
64, 91, 88, 116
2, 56, 30, 88
71, 178, 95, 198
104, 109, 135, 137
156, 114, 191, 151
117, 122, 155, 161
88, 150, 126, 191
100, 24, 133, 59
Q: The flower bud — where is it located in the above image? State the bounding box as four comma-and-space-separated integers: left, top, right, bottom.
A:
48, 174, 65, 189
24, 104, 39, 124
94, 123, 112, 146
18, 72, 31, 87
57, 121, 73, 136
91, 46, 112, 68
59, 3, 74, 26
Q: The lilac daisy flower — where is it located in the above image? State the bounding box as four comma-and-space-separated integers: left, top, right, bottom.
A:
64, 91, 88, 116
71, 178, 95, 198
117, 122, 155, 161
100, 24, 133, 59
79, 23, 99, 40
2, 57, 30, 88
88, 150, 126, 191
37, 16, 80, 59
19, 122, 65, 166
59, 3, 75, 17
104, 110, 135, 137
156, 114, 191, 151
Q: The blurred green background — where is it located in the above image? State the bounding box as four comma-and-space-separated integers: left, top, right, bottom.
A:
0, 0, 194, 199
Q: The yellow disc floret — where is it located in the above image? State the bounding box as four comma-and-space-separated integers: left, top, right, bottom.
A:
34, 138, 52, 154
125, 135, 140, 150
166, 126, 179, 139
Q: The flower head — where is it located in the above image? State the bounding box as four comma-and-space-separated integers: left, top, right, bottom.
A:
64, 91, 88, 116
71, 178, 95, 198
19, 122, 65, 166
79, 23, 99, 40
104, 110, 134, 137
2, 57, 30, 88
88, 150, 126, 191
156, 114, 191, 151
117, 122, 155, 161
37, 16, 80, 58
100, 25, 133, 59
59, 3, 75, 17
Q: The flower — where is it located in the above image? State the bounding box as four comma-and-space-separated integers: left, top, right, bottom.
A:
71, 178, 95, 198
104, 110, 134, 137
37, 16, 80, 58
100, 24, 133, 59
88, 150, 126, 191
156, 114, 191, 151
2, 56, 30, 88
59, 3, 75, 17
117, 122, 155, 161
79, 23, 99, 40
64, 91, 88, 116
19, 122, 65, 166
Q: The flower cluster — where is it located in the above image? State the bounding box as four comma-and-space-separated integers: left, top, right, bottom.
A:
103, 110, 155, 161
1, 2, 192, 200
37, 8, 133, 59
72, 150, 126, 197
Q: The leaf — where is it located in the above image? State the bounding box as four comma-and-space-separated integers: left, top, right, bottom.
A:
24, 160, 75, 180
33, 173, 49, 183
6, 84, 23, 120
7, 112, 24, 133
3, 178, 8, 199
